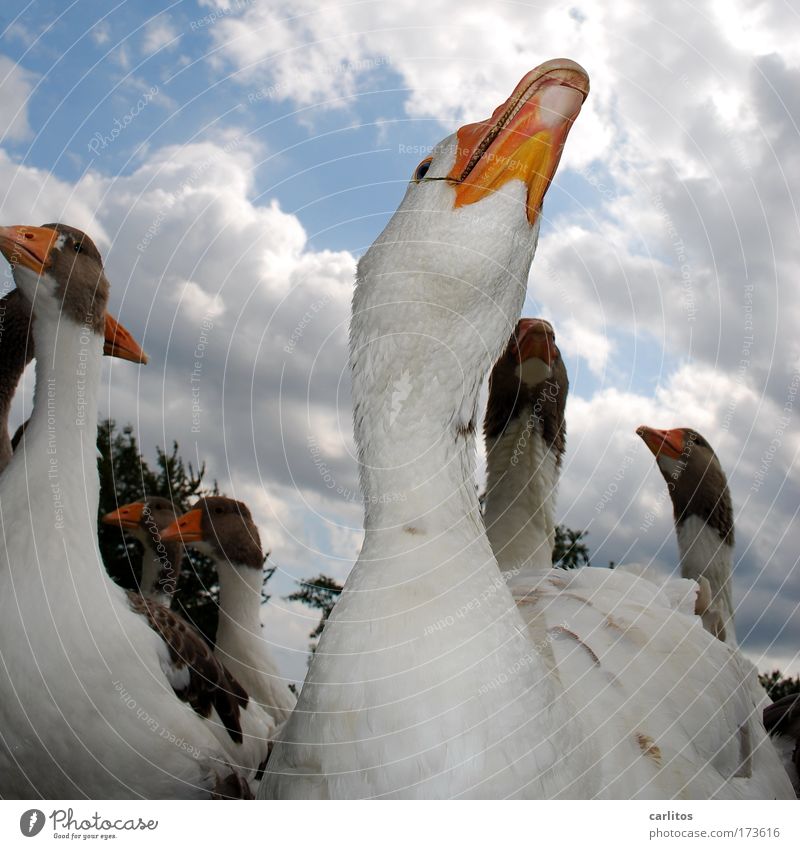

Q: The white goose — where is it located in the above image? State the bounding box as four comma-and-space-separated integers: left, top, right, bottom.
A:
162, 496, 297, 726
262, 59, 593, 799
482, 333, 793, 797
0, 223, 273, 798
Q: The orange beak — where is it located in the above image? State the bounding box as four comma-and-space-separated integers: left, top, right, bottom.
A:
0, 225, 59, 274
636, 426, 685, 460
104, 314, 148, 364
515, 318, 557, 365
161, 508, 204, 544
447, 59, 589, 224
102, 501, 145, 530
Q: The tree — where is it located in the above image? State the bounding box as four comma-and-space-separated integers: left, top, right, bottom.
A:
759, 669, 800, 701
552, 524, 591, 569
97, 419, 222, 643
286, 574, 343, 655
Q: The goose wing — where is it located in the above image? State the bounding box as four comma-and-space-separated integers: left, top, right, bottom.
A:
508, 567, 794, 799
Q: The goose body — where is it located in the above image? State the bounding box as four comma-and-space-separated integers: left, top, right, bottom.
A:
481, 326, 794, 798
0, 224, 272, 798
163, 497, 296, 726
263, 60, 592, 799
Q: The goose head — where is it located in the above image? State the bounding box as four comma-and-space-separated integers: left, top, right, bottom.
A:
636, 426, 734, 547
161, 496, 264, 571
103, 496, 179, 547
103, 496, 181, 600
0, 223, 147, 363
352, 60, 588, 440
485, 318, 567, 448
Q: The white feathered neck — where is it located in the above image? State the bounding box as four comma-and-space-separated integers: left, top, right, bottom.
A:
676, 514, 736, 645
212, 557, 296, 725
484, 420, 559, 575
263, 151, 599, 799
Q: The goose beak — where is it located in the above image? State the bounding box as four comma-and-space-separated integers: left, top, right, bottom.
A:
448, 58, 589, 224
104, 314, 149, 364
161, 508, 204, 544
103, 501, 145, 530
0, 225, 59, 274
636, 425, 685, 460
516, 318, 557, 365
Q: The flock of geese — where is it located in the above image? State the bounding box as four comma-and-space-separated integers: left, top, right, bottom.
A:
0, 58, 797, 799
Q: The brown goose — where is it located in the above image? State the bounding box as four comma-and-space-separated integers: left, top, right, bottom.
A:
0, 223, 273, 798
479, 324, 793, 798
0, 222, 146, 468
483, 317, 568, 573
638, 425, 800, 796
162, 496, 296, 725
637, 426, 736, 644
102, 497, 182, 606
0, 289, 33, 472
763, 694, 800, 796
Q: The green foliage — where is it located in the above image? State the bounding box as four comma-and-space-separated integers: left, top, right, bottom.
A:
552, 524, 591, 569
286, 574, 343, 654
97, 419, 221, 644
759, 669, 800, 701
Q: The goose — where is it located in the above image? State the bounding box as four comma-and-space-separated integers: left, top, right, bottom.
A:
0, 223, 273, 798
481, 347, 792, 796
0, 281, 147, 466
102, 497, 181, 606
161, 497, 296, 725
763, 694, 800, 796
262, 58, 594, 799
637, 424, 800, 793
483, 317, 567, 574
636, 426, 736, 644
0, 289, 33, 473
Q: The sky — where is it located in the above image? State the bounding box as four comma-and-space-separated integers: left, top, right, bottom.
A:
0, 0, 798, 686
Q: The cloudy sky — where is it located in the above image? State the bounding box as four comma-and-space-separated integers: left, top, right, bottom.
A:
1, 0, 798, 684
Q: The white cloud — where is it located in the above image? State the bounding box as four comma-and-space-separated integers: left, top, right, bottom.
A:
91, 22, 111, 46
199, 0, 800, 402
142, 15, 180, 55
113, 44, 131, 70
0, 55, 38, 143
5, 0, 800, 679
0, 139, 356, 683
556, 317, 615, 378
553, 363, 800, 670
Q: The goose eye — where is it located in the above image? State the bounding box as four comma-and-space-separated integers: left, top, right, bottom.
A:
413, 157, 433, 182
214, 506, 224, 515
73, 241, 82, 253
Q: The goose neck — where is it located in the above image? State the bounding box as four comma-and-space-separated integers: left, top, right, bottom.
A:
676, 514, 736, 643
23, 314, 102, 495
484, 421, 557, 575
215, 559, 265, 635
